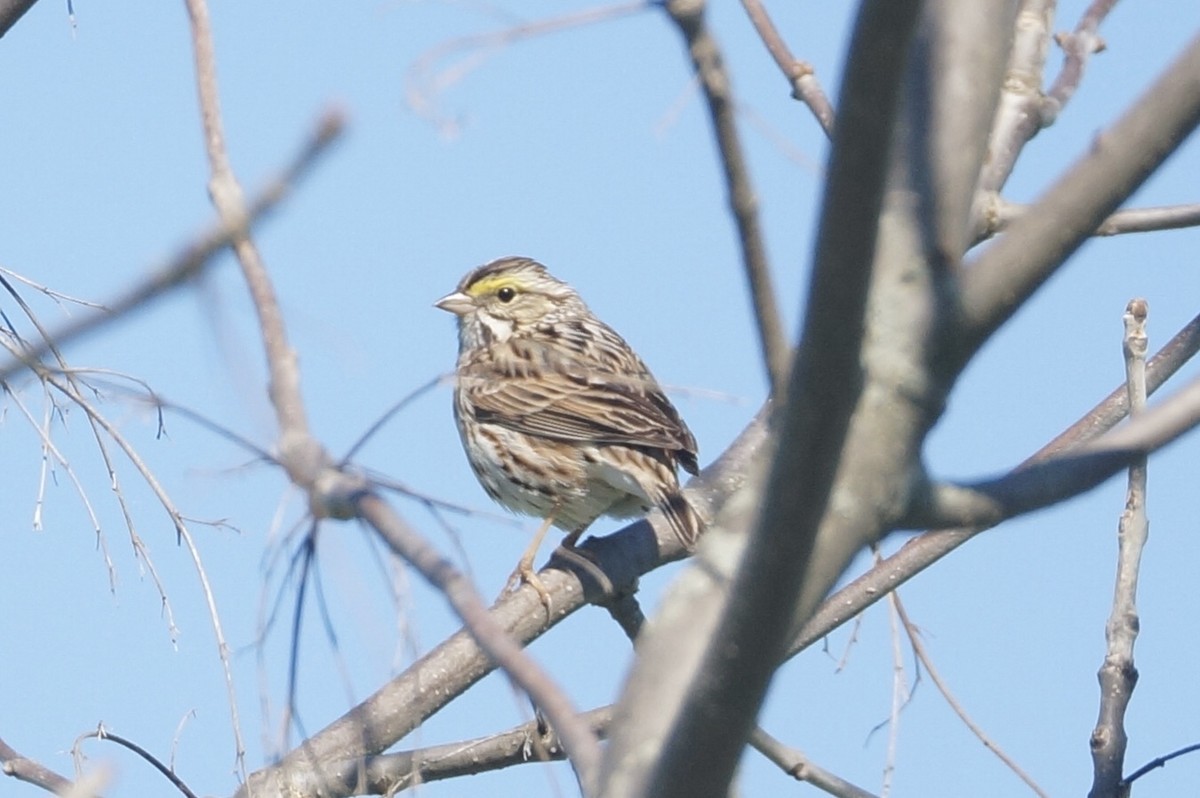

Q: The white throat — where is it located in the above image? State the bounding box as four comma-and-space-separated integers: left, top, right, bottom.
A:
478, 313, 515, 344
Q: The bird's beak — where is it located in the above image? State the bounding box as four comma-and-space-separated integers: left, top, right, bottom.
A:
435, 291, 475, 316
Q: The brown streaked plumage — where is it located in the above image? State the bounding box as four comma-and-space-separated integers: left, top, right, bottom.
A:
436, 256, 703, 598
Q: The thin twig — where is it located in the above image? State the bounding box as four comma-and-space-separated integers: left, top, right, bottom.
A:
405, 2, 649, 135
78, 726, 199, 798
0, 110, 343, 385
43, 371, 244, 778
0, 276, 173, 618
893, 594, 1049, 797
979, 198, 1200, 240
1041, 0, 1118, 127
1123, 741, 1200, 787
665, 0, 790, 395
1088, 298, 1149, 798
749, 727, 879, 798
880, 575, 908, 796
739, 0, 835, 137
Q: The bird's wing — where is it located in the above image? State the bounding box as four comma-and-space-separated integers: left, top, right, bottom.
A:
463, 342, 697, 468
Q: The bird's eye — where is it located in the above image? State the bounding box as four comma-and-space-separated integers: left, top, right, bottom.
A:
497, 286, 516, 303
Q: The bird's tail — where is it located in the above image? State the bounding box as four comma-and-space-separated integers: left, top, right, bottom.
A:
658, 489, 705, 551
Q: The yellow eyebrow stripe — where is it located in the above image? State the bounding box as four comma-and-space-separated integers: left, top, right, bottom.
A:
467, 275, 522, 297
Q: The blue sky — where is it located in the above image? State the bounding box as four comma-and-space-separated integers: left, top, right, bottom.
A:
2, 1, 1200, 796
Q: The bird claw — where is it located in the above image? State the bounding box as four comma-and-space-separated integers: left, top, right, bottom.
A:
502, 560, 553, 616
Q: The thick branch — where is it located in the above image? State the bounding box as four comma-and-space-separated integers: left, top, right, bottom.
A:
237, 410, 769, 798
599, 3, 923, 796
960, 32, 1200, 361
919, 366, 1200, 528
788, 309, 1200, 661
0, 0, 38, 38
0, 736, 75, 795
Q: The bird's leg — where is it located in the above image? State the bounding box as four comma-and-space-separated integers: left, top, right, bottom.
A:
503, 511, 557, 610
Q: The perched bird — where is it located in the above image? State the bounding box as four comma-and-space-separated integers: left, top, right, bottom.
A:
435, 256, 702, 602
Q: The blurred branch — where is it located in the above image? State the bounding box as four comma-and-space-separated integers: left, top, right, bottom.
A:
977, 0, 1055, 199
748, 728, 879, 798
981, 198, 1200, 239
591, 560, 875, 798
405, 2, 649, 136
1088, 298, 1149, 798
0, 0, 38, 38
0, 110, 343, 386
665, 0, 790, 396
184, 0, 321, 495
912, 373, 1199, 527
600, 3, 925, 796
915, 0, 1020, 263
787, 308, 1200, 662
959, 32, 1200, 361
1041, 0, 1117, 127
893, 594, 1049, 798
739, 0, 835, 137
978, 0, 1118, 203
0, 735, 76, 795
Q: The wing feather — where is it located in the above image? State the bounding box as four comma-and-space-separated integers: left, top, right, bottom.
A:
462, 332, 698, 471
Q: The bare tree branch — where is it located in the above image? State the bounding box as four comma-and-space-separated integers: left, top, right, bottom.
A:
978, 0, 1119, 204
0, 735, 76, 795
1123, 742, 1200, 788
976, 0, 1055, 199
739, 0, 836, 137
919, 366, 1200, 529
600, 3, 924, 796
893, 595, 1050, 797
237, 409, 769, 798
183, 0, 324, 501
0, 0, 39, 38
910, 0, 1019, 263
1041, 0, 1118, 127
75, 726, 199, 798
982, 198, 1200, 238
787, 309, 1200, 663
356, 493, 602, 791
665, 0, 791, 396
960, 32, 1200, 362
301, 708, 611, 795
0, 111, 343, 386
748, 728, 879, 798
1088, 298, 1150, 798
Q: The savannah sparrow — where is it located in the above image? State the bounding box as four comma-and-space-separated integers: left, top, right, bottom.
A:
436, 256, 702, 598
